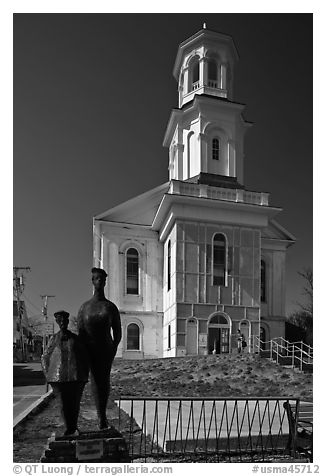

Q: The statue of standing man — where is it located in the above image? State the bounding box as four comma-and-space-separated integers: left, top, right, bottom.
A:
41, 310, 89, 436
77, 268, 121, 430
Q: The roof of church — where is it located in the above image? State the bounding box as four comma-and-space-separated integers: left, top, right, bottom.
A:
186, 173, 245, 189
94, 181, 295, 246
94, 182, 169, 226
173, 27, 239, 79
177, 27, 235, 49
261, 219, 296, 243
178, 94, 247, 111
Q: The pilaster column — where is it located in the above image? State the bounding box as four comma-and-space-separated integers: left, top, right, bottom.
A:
178, 73, 184, 107
146, 241, 155, 311
199, 132, 208, 172
183, 67, 189, 95
199, 57, 205, 88
108, 241, 120, 304
93, 220, 101, 267
176, 143, 184, 180
201, 57, 208, 86
221, 63, 227, 89
228, 139, 236, 177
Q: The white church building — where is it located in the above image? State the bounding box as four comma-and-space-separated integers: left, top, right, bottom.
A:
93, 27, 295, 359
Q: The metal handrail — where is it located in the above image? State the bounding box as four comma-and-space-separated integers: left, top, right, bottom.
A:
276, 336, 313, 349
254, 336, 313, 371
274, 337, 313, 355
257, 336, 312, 353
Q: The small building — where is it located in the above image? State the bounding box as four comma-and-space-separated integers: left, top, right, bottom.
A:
93, 27, 295, 359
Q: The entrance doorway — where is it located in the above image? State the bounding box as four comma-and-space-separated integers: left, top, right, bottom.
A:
239, 320, 251, 351
207, 313, 230, 354
208, 327, 230, 354
260, 324, 268, 351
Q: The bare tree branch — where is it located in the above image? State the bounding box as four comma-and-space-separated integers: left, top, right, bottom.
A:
288, 268, 313, 334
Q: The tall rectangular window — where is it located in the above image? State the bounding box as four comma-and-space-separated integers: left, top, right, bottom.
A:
126, 248, 139, 294
212, 138, 220, 160
212, 233, 226, 286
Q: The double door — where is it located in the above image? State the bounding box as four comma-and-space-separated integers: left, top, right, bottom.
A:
208, 327, 230, 354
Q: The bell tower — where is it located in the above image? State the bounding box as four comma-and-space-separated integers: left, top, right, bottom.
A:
163, 25, 251, 187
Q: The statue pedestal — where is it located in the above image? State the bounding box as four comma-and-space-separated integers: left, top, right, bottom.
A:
40, 428, 130, 463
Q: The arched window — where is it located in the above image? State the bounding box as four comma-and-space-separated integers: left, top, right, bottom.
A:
209, 314, 228, 325
261, 260, 266, 302
208, 59, 217, 80
208, 58, 218, 88
212, 233, 227, 286
212, 137, 220, 160
127, 323, 140, 350
167, 241, 171, 291
126, 248, 139, 295
190, 58, 200, 91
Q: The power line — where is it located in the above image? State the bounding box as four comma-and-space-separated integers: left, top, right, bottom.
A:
21, 292, 43, 314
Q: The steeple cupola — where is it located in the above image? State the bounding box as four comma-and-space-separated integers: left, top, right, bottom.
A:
173, 26, 239, 108
163, 26, 251, 187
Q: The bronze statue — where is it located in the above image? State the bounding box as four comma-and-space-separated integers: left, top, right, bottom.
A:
77, 268, 121, 430
41, 310, 89, 436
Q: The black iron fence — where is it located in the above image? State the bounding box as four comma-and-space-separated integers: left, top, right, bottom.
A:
117, 396, 301, 462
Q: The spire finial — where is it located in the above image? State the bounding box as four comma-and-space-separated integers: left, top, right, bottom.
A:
203, 22, 207, 29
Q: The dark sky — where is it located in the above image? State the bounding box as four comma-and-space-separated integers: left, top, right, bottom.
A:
13, 13, 312, 322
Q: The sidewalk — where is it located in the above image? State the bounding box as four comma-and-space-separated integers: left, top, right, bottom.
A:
13, 362, 48, 425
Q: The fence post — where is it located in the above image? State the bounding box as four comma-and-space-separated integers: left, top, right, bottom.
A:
276, 343, 279, 364
300, 345, 303, 372
270, 340, 273, 360
292, 345, 295, 368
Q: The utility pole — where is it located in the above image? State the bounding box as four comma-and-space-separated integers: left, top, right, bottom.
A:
13, 266, 31, 362
40, 295, 55, 353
